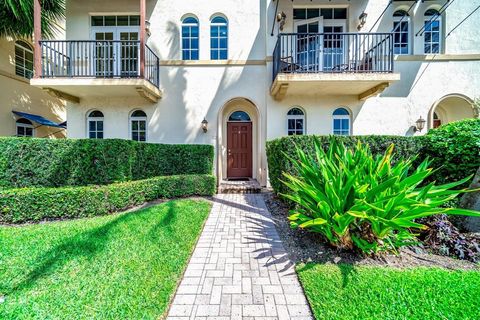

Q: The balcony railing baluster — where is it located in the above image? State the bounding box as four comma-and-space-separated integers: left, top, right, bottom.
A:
273, 32, 394, 80
39, 40, 160, 88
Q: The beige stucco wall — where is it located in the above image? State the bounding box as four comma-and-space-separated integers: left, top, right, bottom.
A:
61, 0, 480, 184
0, 38, 66, 138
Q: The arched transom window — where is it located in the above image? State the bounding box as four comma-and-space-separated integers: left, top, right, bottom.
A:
16, 118, 34, 137
182, 16, 199, 60
87, 110, 104, 139
287, 107, 305, 136
332, 108, 351, 136
15, 40, 34, 79
211, 16, 228, 60
130, 110, 147, 142
393, 10, 410, 55
424, 9, 441, 54
228, 111, 251, 122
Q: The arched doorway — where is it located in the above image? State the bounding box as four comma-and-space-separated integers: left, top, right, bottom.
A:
429, 94, 476, 129
217, 98, 261, 182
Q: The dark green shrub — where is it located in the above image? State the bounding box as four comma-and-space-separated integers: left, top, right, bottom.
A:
424, 119, 480, 186
0, 174, 216, 224
0, 138, 214, 188
267, 135, 426, 197
284, 138, 479, 254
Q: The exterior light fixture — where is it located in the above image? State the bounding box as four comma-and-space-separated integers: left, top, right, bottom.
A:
276, 12, 287, 31
145, 20, 151, 37
201, 118, 208, 133
414, 116, 426, 132
357, 12, 368, 31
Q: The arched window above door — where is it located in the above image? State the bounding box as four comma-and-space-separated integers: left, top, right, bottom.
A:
228, 111, 251, 122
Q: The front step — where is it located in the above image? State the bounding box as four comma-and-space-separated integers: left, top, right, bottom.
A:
219, 179, 262, 194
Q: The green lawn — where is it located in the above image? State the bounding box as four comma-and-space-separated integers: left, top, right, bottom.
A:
297, 263, 480, 320
0, 199, 211, 319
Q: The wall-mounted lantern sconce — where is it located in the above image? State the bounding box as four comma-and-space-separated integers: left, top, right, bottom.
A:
276, 11, 287, 31
145, 20, 151, 38
201, 118, 208, 133
414, 116, 426, 132
357, 12, 368, 31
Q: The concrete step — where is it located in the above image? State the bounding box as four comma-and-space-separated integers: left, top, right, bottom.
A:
219, 179, 262, 194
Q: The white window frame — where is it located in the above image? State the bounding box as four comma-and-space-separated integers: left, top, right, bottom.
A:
87, 111, 104, 139
15, 40, 34, 79
130, 110, 147, 142
181, 16, 200, 60
332, 108, 351, 136
16, 119, 35, 137
393, 11, 411, 55
210, 16, 228, 60
287, 107, 306, 136
424, 10, 442, 54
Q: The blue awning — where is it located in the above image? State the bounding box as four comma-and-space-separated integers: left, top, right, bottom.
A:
12, 111, 66, 129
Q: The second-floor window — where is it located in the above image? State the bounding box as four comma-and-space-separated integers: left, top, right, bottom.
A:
182, 17, 199, 60
424, 9, 441, 54
393, 10, 410, 55
210, 16, 228, 60
15, 40, 34, 79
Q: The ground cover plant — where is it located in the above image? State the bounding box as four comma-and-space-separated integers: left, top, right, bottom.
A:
0, 199, 211, 319
297, 263, 480, 320
283, 138, 480, 254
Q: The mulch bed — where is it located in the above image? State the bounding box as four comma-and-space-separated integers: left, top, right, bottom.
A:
264, 192, 479, 270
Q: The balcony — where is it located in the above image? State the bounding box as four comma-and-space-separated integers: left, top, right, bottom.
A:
31, 40, 161, 103
271, 33, 400, 100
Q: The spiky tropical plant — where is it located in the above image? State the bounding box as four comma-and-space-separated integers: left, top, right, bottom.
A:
0, 0, 65, 39
283, 137, 480, 254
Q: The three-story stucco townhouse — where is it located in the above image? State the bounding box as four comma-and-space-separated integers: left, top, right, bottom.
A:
0, 35, 66, 138
30, 0, 480, 186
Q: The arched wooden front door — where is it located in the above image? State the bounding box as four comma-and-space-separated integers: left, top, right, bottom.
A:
227, 111, 253, 179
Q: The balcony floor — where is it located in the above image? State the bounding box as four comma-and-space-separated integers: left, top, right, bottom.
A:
270, 72, 401, 100
31, 78, 162, 103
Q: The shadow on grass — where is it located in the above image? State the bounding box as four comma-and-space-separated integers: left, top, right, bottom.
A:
5, 202, 178, 296
297, 263, 358, 289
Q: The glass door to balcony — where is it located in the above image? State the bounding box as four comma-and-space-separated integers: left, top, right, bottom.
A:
323, 24, 346, 72
92, 28, 139, 78
94, 31, 115, 77
294, 17, 323, 72
119, 30, 139, 77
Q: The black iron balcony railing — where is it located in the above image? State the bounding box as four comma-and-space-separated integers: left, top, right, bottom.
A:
273, 33, 394, 81
40, 40, 160, 88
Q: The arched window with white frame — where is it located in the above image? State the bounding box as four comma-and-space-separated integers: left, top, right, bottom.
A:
87, 110, 104, 139
287, 107, 305, 136
15, 40, 34, 79
393, 10, 411, 55
424, 9, 441, 54
130, 110, 147, 142
210, 16, 228, 60
16, 118, 34, 137
332, 108, 351, 136
182, 16, 199, 60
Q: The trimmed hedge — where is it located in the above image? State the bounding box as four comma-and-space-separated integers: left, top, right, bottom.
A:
0, 174, 216, 224
267, 135, 426, 196
0, 138, 214, 189
424, 119, 480, 186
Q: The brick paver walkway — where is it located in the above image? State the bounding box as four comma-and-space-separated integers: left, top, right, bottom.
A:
167, 194, 313, 320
